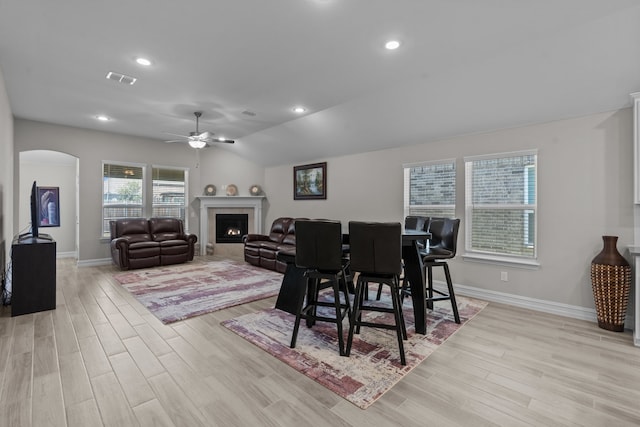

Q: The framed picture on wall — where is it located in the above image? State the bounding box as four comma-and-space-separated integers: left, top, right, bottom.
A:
37, 186, 60, 227
293, 162, 326, 200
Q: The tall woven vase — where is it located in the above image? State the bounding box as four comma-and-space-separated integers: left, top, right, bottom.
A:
590, 236, 631, 332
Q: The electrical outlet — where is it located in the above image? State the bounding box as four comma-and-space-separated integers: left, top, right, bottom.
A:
500, 271, 508, 282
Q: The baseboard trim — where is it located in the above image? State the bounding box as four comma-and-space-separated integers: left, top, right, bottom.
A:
57, 251, 76, 259
77, 258, 112, 267
440, 281, 635, 330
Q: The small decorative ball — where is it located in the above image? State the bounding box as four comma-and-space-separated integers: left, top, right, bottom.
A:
249, 185, 262, 196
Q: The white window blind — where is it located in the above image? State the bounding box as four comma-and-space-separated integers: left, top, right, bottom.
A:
102, 162, 145, 236
464, 150, 537, 259
403, 159, 456, 219
152, 166, 187, 224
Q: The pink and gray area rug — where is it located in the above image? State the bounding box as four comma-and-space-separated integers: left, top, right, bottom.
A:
222, 290, 487, 409
113, 260, 283, 324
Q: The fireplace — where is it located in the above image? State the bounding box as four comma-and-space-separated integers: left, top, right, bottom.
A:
216, 214, 249, 243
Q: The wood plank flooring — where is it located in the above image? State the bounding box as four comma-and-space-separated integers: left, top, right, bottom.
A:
0, 256, 638, 426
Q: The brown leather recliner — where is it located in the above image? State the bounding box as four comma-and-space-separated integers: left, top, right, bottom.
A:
110, 218, 197, 271
243, 217, 306, 273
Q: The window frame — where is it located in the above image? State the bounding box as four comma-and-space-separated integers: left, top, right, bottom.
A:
463, 150, 539, 268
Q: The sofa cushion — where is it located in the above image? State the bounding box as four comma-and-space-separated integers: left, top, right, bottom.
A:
128, 241, 160, 259
267, 217, 291, 244
149, 217, 185, 241
159, 240, 189, 255
111, 218, 153, 243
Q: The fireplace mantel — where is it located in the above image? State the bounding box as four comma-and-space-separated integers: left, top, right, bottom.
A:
196, 196, 265, 249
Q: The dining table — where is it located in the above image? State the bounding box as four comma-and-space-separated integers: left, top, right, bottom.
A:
274, 227, 432, 335
401, 228, 431, 335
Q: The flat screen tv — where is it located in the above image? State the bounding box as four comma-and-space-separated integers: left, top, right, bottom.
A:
29, 180, 39, 238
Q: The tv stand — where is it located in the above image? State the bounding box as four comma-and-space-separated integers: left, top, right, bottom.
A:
11, 235, 56, 316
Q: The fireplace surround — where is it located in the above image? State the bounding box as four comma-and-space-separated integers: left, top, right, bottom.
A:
197, 196, 264, 251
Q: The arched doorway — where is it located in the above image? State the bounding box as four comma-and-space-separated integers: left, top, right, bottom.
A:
19, 150, 78, 258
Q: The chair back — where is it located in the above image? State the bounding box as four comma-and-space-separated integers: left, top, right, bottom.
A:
405, 215, 429, 251
295, 220, 343, 271
404, 215, 429, 232
426, 218, 460, 260
348, 221, 402, 275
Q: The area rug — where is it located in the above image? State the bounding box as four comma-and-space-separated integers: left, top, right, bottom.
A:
222, 291, 487, 409
113, 260, 283, 324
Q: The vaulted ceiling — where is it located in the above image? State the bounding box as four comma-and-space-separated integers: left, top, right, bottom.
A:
1, 0, 639, 167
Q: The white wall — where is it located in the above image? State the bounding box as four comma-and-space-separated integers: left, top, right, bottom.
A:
11, 107, 635, 315
265, 109, 634, 311
0, 67, 13, 276
13, 119, 265, 262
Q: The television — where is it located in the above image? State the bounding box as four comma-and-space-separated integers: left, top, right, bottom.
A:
21, 181, 58, 241
29, 180, 39, 239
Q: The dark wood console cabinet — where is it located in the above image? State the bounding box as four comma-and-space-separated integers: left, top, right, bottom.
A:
11, 235, 56, 316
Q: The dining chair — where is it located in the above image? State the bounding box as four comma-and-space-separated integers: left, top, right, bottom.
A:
421, 217, 461, 324
376, 215, 429, 301
346, 221, 407, 365
291, 219, 352, 356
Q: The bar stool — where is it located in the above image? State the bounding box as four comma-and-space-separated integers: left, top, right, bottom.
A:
290, 220, 352, 356
377, 215, 429, 301
346, 221, 407, 365
422, 217, 461, 324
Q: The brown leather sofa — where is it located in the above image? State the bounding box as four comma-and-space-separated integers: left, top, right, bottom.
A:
110, 217, 197, 270
243, 217, 306, 273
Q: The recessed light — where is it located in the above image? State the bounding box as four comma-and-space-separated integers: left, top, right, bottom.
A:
135, 57, 152, 66
293, 106, 306, 114
385, 40, 400, 50
96, 115, 110, 121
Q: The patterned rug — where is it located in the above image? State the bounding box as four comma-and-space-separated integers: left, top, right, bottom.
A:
222, 289, 487, 409
113, 260, 283, 324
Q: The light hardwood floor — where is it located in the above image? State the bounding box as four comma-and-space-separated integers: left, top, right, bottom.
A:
0, 255, 639, 427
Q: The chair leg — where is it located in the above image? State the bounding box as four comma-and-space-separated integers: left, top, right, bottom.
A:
290, 276, 310, 349
346, 278, 365, 356
394, 276, 408, 340
426, 264, 434, 310
340, 269, 352, 319
400, 273, 409, 302
375, 284, 383, 301
331, 278, 346, 356
443, 263, 460, 324
389, 279, 406, 365
306, 278, 319, 328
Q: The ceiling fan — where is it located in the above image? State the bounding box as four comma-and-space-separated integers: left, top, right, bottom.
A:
164, 111, 235, 148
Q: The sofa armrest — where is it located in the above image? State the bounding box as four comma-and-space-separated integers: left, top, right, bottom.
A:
182, 233, 197, 260
243, 234, 270, 243
110, 237, 131, 270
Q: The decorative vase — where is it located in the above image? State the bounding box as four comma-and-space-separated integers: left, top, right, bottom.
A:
590, 236, 631, 332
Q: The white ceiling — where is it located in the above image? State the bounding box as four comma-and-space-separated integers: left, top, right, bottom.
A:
1, 0, 640, 167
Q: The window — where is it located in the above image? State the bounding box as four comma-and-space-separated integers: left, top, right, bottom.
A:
464, 150, 537, 260
102, 162, 145, 236
403, 159, 456, 219
152, 166, 187, 223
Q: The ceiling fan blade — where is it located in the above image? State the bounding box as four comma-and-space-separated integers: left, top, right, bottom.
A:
163, 132, 190, 138
199, 131, 214, 139
164, 139, 186, 143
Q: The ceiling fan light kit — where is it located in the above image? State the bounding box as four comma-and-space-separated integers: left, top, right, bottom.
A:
188, 139, 207, 149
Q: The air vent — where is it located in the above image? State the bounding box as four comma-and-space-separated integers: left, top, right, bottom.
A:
105, 71, 137, 85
